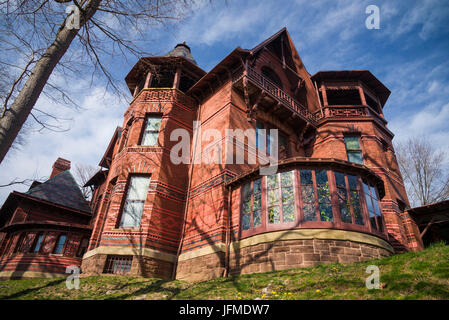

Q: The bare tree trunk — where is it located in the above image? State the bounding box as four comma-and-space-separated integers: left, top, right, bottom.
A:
0, 0, 101, 164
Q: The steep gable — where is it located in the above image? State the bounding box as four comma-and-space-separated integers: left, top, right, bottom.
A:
25, 170, 91, 214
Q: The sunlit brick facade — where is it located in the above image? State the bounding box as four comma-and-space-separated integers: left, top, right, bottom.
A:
77, 28, 424, 281
0, 28, 424, 281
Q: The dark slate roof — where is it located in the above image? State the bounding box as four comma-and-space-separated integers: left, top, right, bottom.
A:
25, 170, 91, 214
165, 42, 197, 65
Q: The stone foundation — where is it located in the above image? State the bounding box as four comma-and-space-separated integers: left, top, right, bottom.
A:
229, 238, 391, 275
81, 246, 175, 279
176, 229, 394, 282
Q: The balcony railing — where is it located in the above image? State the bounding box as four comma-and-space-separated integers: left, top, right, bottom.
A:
232, 66, 318, 127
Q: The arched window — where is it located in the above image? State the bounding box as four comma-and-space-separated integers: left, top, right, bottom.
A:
53, 234, 67, 254
261, 66, 283, 89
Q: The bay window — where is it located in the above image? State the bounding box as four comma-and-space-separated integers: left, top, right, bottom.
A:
240, 168, 385, 237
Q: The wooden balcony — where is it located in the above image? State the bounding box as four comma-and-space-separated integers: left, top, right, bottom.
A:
232, 66, 318, 128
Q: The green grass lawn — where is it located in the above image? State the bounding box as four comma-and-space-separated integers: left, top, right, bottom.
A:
0, 242, 448, 300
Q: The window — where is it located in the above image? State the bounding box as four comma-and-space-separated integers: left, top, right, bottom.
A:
103, 255, 133, 274
241, 178, 262, 230
335, 172, 364, 225
256, 120, 288, 157
344, 136, 363, 164
348, 175, 364, 225
32, 233, 45, 253
335, 172, 351, 223
316, 170, 333, 222
140, 115, 162, 146
300, 169, 316, 221
13, 233, 26, 253
76, 238, 90, 258
53, 234, 67, 254
266, 171, 295, 225
119, 175, 150, 227
363, 183, 383, 232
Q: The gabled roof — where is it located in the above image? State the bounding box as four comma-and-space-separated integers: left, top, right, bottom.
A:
25, 170, 91, 214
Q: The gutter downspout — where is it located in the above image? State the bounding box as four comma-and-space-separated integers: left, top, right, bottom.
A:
224, 184, 232, 277
171, 98, 202, 280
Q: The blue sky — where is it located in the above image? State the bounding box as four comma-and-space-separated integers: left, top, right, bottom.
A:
1, 0, 449, 203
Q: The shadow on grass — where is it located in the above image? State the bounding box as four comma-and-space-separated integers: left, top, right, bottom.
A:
105, 279, 183, 300
0, 278, 66, 300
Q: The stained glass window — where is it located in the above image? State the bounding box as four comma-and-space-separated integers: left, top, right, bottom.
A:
241, 178, 262, 230
363, 183, 383, 232
266, 171, 296, 224
316, 170, 333, 222
300, 169, 316, 221
335, 171, 352, 223
348, 175, 364, 225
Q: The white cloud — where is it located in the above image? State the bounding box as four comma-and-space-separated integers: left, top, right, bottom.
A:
0, 81, 124, 203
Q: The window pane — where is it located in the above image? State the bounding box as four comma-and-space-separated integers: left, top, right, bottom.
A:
253, 210, 261, 227
282, 186, 294, 204
254, 178, 262, 194
303, 203, 316, 221
373, 199, 382, 216
242, 213, 251, 230
335, 171, 346, 188
121, 201, 144, 227
348, 151, 363, 164
351, 191, 364, 225
268, 206, 281, 224
146, 117, 162, 131
344, 137, 360, 150
283, 204, 295, 222
142, 131, 158, 146
319, 204, 333, 222
280, 171, 293, 187
127, 176, 150, 200
300, 170, 313, 185
267, 189, 279, 205
267, 174, 278, 189
33, 234, 44, 253
338, 187, 352, 223
315, 170, 328, 185
301, 185, 315, 203
347, 174, 357, 189
54, 235, 66, 254
254, 192, 261, 212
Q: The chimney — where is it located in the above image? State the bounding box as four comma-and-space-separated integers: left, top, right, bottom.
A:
50, 157, 71, 178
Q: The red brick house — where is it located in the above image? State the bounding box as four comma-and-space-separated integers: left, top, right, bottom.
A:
0, 158, 92, 279
80, 28, 424, 282
0, 28, 427, 281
